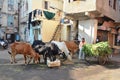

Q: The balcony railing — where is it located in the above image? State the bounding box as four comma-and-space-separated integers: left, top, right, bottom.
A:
31, 9, 43, 22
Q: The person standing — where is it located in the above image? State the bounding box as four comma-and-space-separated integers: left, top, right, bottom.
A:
79, 38, 86, 60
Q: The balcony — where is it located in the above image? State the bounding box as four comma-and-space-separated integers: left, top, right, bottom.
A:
64, 0, 120, 21
63, 0, 96, 14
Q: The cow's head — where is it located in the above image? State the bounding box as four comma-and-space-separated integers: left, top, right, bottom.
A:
58, 51, 67, 60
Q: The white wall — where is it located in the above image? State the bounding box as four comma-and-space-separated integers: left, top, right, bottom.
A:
78, 19, 98, 44
63, 0, 96, 13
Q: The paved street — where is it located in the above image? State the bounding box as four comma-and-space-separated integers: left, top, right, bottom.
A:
0, 47, 120, 80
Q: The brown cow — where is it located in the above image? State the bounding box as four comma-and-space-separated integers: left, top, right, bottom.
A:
8, 42, 39, 64
64, 40, 79, 57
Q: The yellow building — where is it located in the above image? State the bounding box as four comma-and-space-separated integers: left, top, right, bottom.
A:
19, 0, 64, 43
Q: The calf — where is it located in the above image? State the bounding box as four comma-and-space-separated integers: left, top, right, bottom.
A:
8, 42, 39, 64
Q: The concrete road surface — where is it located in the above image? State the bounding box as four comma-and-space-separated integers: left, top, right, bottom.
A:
0, 48, 120, 80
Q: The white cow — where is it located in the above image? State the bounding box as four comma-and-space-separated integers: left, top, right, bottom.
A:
51, 41, 72, 61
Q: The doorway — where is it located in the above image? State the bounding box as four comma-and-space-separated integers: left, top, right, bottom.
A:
66, 25, 71, 41
33, 28, 41, 40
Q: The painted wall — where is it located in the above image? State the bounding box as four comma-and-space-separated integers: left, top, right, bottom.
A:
29, 25, 42, 44
78, 19, 98, 44
0, 0, 19, 41
96, 0, 120, 21
61, 24, 71, 41
41, 19, 59, 42
31, 0, 43, 11
19, 25, 26, 41
19, 0, 64, 42
63, 0, 120, 21
1, 0, 18, 27
61, 25, 67, 41
19, 0, 29, 41
63, 0, 96, 13
31, 0, 63, 42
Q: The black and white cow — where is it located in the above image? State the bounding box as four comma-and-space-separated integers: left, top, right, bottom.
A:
51, 41, 72, 61
32, 40, 45, 49
32, 40, 67, 64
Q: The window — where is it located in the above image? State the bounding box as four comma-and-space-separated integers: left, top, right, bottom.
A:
0, 0, 3, 9
115, 28, 120, 46
8, 0, 14, 11
113, 0, 116, 10
109, 0, 112, 7
119, 1, 120, 12
22, 0, 28, 17
7, 15, 14, 27
26, 0, 28, 11
44, 1, 49, 10
68, 0, 70, 3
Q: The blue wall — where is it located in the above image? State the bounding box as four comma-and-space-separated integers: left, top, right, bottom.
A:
29, 25, 42, 44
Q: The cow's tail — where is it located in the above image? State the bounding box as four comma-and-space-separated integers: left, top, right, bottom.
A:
8, 51, 12, 55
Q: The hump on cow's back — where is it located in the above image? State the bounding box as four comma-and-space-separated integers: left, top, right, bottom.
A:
10, 42, 30, 47
10, 42, 21, 47
32, 40, 45, 47
74, 40, 80, 45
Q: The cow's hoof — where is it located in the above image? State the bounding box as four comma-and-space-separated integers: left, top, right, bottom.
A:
11, 62, 13, 64
14, 61, 17, 63
25, 62, 28, 65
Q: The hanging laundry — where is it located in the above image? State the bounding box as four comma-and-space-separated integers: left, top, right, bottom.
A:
38, 10, 42, 16
33, 9, 37, 18
43, 11, 55, 20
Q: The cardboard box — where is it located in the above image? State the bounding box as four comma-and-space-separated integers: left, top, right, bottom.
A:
47, 59, 61, 67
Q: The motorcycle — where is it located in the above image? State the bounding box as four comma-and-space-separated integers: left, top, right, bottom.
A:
0, 39, 8, 49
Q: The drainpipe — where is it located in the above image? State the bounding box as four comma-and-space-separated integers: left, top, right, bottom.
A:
18, 2, 20, 32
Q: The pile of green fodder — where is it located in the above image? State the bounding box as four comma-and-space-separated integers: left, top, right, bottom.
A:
82, 41, 112, 64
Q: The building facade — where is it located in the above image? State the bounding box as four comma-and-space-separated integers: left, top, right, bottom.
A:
0, 0, 19, 43
63, 0, 120, 48
19, 0, 64, 43
19, 0, 120, 48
